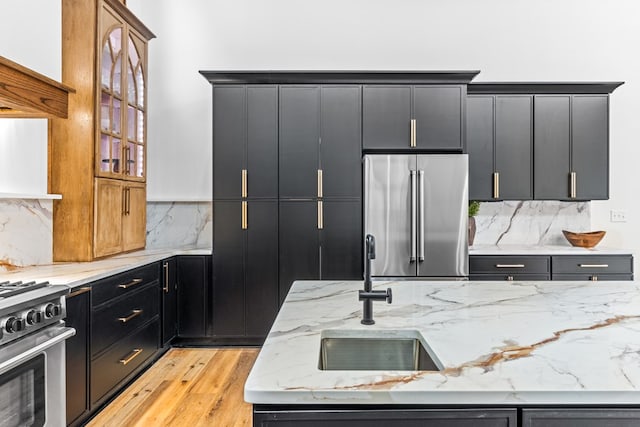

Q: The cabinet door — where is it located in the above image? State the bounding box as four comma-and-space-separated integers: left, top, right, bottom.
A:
320, 86, 362, 198
177, 256, 209, 337
161, 257, 178, 346
247, 86, 279, 199
321, 200, 362, 280
121, 182, 146, 251
213, 86, 245, 199
534, 96, 571, 200
94, 178, 123, 258
466, 96, 494, 200
572, 95, 609, 200
495, 95, 532, 200
245, 201, 279, 338
279, 201, 320, 304
279, 86, 320, 198
211, 201, 245, 336
362, 86, 412, 150
65, 287, 91, 426
413, 85, 463, 151
522, 408, 640, 427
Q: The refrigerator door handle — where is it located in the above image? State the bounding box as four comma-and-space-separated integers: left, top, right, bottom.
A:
410, 170, 417, 262
418, 170, 425, 262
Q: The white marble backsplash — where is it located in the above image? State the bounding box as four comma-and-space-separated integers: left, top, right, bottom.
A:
146, 201, 212, 249
0, 199, 53, 271
474, 200, 590, 245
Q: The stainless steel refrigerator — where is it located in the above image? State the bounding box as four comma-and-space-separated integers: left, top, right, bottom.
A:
363, 154, 468, 278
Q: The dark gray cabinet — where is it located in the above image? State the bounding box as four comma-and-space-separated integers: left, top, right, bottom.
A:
551, 255, 633, 281
362, 85, 465, 151
470, 255, 550, 281
534, 95, 609, 200
161, 257, 177, 346
467, 95, 532, 200
65, 287, 91, 427
522, 408, 640, 427
177, 255, 210, 338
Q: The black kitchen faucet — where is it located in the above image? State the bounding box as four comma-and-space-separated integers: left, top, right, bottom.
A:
359, 234, 392, 325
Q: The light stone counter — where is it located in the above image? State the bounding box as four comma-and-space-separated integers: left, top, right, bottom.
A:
245, 279, 640, 405
0, 247, 211, 289
469, 244, 632, 256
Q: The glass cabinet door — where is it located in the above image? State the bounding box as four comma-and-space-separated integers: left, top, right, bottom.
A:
125, 35, 145, 179
99, 27, 124, 175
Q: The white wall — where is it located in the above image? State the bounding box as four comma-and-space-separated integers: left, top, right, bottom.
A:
0, 0, 61, 195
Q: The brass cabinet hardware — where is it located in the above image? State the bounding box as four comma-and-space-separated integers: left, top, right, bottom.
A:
68, 287, 91, 298
241, 201, 248, 230
590, 275, 599, 281
241, 169, 247, 198
317, 169, 323, 198
410, 119, 417, 147
317, 200, 324, 229
119, 348, 143, 365
126, 187, 131, 215
506, 275, 514, 281
570, 172, 577, 198
493, 172, 500, 199
163, 261, 170, 292
495, 264, 525, 268
118, 278, 143, 289
118, 309, 143, 323
579, 264, 609, 268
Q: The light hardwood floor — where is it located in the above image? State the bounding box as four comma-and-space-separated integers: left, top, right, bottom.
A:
87, 348, 259, 427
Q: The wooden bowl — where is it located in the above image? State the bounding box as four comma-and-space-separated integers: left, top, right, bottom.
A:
562, 230, 606, 248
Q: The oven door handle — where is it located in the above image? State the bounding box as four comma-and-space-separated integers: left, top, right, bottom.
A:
0, 326, 75, 373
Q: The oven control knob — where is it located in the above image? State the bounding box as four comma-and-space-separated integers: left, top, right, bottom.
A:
5, 316, 25, 333
44, 303, 61, 319
25, 310, 43, 325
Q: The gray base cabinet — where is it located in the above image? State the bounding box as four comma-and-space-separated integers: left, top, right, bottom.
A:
65, 287, 91, 427
522, 408, 640, 427
177, 255, 210, 338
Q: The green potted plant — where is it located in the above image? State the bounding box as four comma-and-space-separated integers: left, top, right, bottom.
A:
468, 201, 480, 246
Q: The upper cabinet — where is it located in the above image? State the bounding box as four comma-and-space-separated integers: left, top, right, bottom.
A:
50, 0, 154, 261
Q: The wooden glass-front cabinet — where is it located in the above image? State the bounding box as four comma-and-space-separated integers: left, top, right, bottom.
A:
50, 0, 154, 261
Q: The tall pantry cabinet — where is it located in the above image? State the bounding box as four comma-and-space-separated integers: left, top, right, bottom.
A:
50, 0, 154, 261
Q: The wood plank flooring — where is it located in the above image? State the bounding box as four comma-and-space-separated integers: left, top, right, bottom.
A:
87, 348, 259, 427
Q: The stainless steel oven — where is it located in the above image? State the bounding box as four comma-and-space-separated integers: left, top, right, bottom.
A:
0, 281, 74, 427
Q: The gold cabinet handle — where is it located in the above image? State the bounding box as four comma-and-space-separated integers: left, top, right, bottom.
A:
570, 172, 577, 199
579, 264, 609, 268
118, 309, 143, 323
495, 264, 525, 268
118, 278, 143, 289
317, 169, 323, 198
241, 169, 247, 198
163, 261, 170, 293
506, 275, 514, 281
410, 119, 417, 147
126, 187, 131, 215
241, 201, 248, 230
68, 287, 91, 298
590, 275, 599, 281
119, 348, 143, 365
493, 172, 500, 199
317, 200, 323, 230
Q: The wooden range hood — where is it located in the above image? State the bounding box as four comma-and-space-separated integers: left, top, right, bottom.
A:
0, 55, 74, 118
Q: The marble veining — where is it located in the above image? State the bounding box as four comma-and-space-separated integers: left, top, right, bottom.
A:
474, 201, 590, 246
245, 279, 640, 404
146, 201, 212, 249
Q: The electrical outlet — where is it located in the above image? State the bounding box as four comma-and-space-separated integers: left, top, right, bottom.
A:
610, 210, 627, 223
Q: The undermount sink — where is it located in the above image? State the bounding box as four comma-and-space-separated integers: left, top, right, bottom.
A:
318, 329, 443, 371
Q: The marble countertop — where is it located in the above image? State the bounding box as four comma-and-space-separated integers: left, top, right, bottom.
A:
0, 247, 211, 289
469, 244, 633, 256
245, 279, 640, 405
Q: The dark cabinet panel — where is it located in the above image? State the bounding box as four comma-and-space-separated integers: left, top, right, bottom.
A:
65, 287, 90, 426
572, 95, 609, 200
320, 86, 362, 198
321, 200, 362, 280
245, 201, 279, 337
247, 86, 279, 199
279, 86, 320, 198
467, 96, 494, 200
413, 85, 463, 151
522, 408, 640, 427
279, 201, 320, 304
177, 255, 210, 337
161, 257, 177, 346
213, 85, 245, 200
470, 255, 550, 275
362, 86, 412, 150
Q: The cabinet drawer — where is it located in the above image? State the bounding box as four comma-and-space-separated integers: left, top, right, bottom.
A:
92, 263, 160, 307
470, 274, 550, 281
470, 256, 550, 274
551, 255, 633, 275
90, 320, 159, 405
552, 273, 633, 282
92, 284, 159, 356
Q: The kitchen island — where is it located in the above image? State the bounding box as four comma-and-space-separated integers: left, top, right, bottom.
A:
246, 279, 640, 426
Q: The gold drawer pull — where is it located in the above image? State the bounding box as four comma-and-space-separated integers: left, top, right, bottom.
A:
506, 275, 514, 281
118, 309, 143, 323
590, 275, 599, 281
495, 264, 525, 268
118, 278, 143, 289
579, 264, 609, 268
493, 172, 500, 199
163, 262, 170, 293
410, 119, 417, 147
119, 348, 143, 365
68, 287, 91, 298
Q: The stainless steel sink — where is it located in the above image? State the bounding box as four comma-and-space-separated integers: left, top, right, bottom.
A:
318, 330, 442, 371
